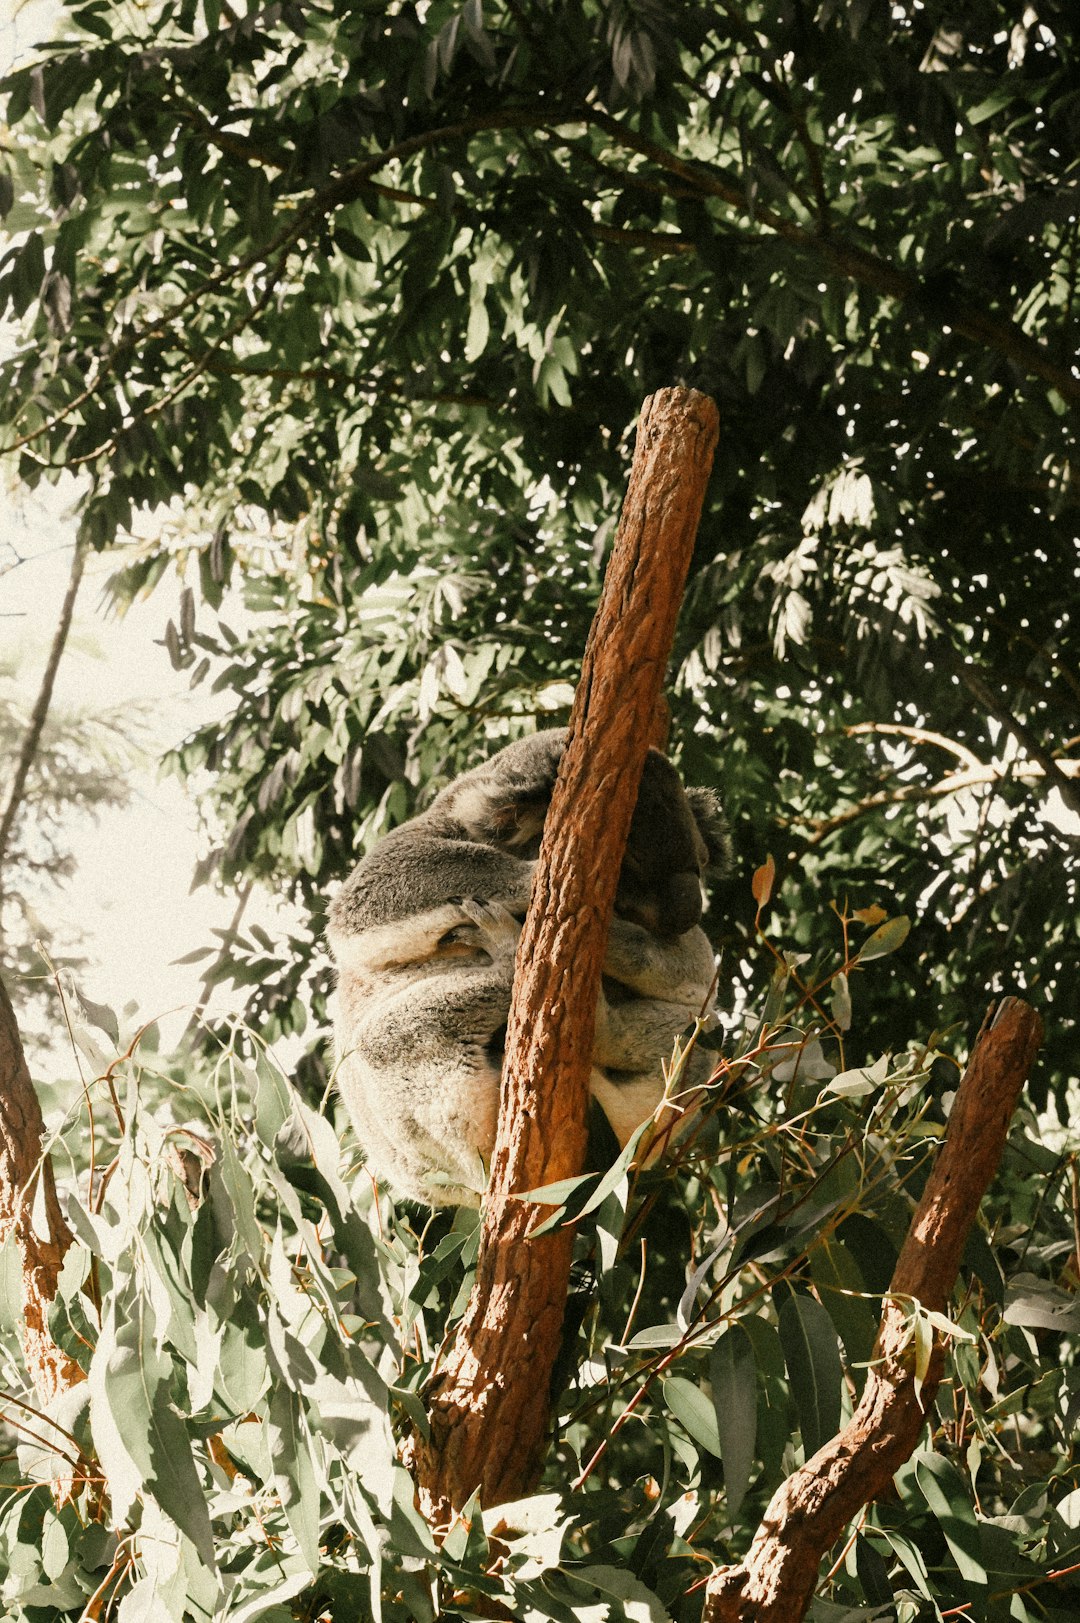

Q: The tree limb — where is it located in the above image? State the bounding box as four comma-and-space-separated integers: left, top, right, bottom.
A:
952, 660, 1080, 816
405, 387, 720, 1524
8, 81, 1078, 469
585, 109, 1080, 407
703, 996, 1043, 1623
0, 972, 85, 1409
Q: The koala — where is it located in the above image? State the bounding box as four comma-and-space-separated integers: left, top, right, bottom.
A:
327, 729, 727, 1207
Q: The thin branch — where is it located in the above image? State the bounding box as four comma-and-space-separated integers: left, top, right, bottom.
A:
0, 539, 86, 934
793, 754, 1080, 847
7, 91, 1078, 473
952, 659, 1080, 815
584, 108, 1080, 405
2, 105, 569, 460
844, 721, 984, 772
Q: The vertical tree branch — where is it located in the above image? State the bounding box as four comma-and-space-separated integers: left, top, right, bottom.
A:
0, 538, 86, 937
406, 387, 719, 1522
703, 996, 1043, 1623
0, 973, 85, 1407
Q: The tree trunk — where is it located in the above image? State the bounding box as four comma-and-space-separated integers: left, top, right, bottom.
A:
0, 972, 86, 1406
406, 387, 719, 1523
703, 996, 1043, 1623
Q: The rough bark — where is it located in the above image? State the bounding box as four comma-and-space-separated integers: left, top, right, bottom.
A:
0, 973, 86, 1407
406, 387, 719, 1523
703, 996, 1043, 1623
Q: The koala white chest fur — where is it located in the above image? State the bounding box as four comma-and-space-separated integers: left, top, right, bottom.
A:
326, 730, 727, 1207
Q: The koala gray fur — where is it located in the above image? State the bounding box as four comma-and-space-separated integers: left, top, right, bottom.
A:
327, 729, 727, 1207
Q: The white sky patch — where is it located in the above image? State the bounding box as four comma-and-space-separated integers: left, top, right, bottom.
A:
2, 0, 65, 75
1, 478, 302, 1077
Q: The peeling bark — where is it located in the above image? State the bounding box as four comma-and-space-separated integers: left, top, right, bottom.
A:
407, 387, 719, 1522
703, 996, 1043, 1623
0, 973, 85, 1407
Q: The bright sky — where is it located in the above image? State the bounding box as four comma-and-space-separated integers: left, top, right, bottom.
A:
2, 0, 64, 75
0, 474, 292, 1073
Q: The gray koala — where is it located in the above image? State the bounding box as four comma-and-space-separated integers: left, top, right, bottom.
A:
327, 729, 727, 1207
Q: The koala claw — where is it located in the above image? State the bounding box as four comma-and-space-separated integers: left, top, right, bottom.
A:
457, 896, 522, 956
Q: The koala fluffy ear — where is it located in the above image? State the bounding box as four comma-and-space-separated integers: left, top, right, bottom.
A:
685, 786, 732, 876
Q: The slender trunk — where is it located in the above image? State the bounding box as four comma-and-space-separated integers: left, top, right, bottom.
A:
0, 539, 87, 940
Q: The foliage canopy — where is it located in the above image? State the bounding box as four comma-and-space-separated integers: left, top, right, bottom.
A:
1, 2, 1079, 1618
1, 0, 1078, 1102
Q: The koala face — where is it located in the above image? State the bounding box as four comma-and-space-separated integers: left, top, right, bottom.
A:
618, 750, 718, 938
425, 729, 724, 939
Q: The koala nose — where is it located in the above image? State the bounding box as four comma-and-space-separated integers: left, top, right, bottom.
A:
660, 872, 704, 937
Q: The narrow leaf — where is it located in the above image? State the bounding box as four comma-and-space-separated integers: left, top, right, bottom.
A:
709, 1325, 757, 1521
778, 1291, 842, 1458
857, 915, 910, 961
90, 1305, 215, 1568
752, 854, 776, 907
916, 1451, 987, 1589
267, 1383, 321, 1576
663, 1376, 721, 1457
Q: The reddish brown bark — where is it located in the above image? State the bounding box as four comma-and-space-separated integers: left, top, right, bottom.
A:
0, 974, 85, 1407
406, 387, 719, 1522
703, 996, 1043, 1623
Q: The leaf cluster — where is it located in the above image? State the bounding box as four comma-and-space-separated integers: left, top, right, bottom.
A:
4, 0, 1077, 1102
2, 909, 1078, 1619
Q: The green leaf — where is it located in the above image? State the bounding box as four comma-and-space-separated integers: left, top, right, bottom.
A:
915, 1450, 987, 1590
267, 1384, 321, 1577
663, 1375, 722, 1457
88, 1303, 215, 1569
574, 1565, 672, 1622
968, 91, 1016, 125
777, 1290, 842, 1458
857, 916, 910, 962
808, 1238, 878, 1391
709, 1325, 757, 1521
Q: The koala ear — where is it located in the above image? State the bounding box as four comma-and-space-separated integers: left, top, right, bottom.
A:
685, 786, 732, 876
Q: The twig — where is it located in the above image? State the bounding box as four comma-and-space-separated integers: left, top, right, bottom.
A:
0, 540, 86, 930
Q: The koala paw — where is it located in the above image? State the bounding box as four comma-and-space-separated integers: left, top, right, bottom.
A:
456, 897, 522, 965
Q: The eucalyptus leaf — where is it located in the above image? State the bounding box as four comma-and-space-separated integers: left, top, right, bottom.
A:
778, 1291, 842, 1459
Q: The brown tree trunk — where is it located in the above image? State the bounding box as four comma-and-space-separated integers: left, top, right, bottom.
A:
406, 387, 719, 1523
703, 996, 1043, 1623
0, 973, 86, 1406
